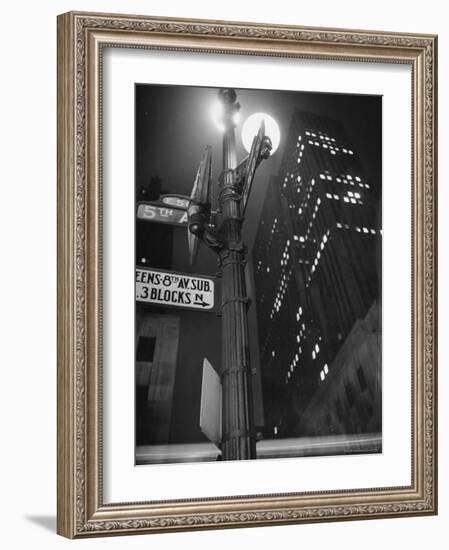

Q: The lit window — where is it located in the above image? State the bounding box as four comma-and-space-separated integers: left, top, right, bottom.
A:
315, 343, 320, 353
371, 229, 376, 234
356, 227, 361, 232
299, 236, 305, 242
343, 148, 347, 153
343, 197, 349, 203
317, 251, 321, 259
324, 364, 329, 374
297, 175, 301, 182
320, 174, 326, 180
355, 176, 361, 182
299, 306, 303, 315
348, 191, 354, 197
297, 335, 300, 343
350, 198, 356, 204
363, 227, 369, 233
320, 371, 325, 381
354, 192, 361, 199
317, 197, 321, 205
337, 222, 342, 228
327, 175, 332, 181
347, 175, 353, 180
330, 150, 336, 155
323, 144, 328, 149
295, 354, 299, 362
348, 150, 354, 155
333, 194, 339, 200
323, 234, 328, 243
272, 350, 275, 357
266, 267, 270, 273
312, 351, 316, 359
326, 193, 332, 199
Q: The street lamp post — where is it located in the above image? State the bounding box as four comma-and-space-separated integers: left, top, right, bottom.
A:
188, 88, 273, 460
218, 89, 256, 460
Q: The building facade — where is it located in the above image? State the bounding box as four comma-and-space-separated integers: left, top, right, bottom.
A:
252, 109, 381, 441
135, 312, 180, 445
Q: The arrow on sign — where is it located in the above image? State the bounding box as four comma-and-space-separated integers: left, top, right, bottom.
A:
193, 294, 211, 308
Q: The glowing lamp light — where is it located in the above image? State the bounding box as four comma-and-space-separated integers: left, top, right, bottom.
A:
241, 112, 280, 155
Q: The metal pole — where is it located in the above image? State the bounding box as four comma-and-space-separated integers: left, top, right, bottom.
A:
217, 89, 256, 460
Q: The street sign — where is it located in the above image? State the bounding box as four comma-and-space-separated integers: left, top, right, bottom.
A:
136, 267, 217, 311
241, 120, 266, 214
136, 202, 188, 226
188, 146, 212, 265
200, 358, 222, 447
160, 195, 190, 210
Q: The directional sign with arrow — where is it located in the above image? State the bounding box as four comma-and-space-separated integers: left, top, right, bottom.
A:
136, 267, 219, 313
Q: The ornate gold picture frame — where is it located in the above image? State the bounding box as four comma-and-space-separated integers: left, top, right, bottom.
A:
57, 11, 437, 538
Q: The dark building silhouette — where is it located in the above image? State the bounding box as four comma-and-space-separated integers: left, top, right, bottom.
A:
296, 301, 381, 440
252, 109, 381, 442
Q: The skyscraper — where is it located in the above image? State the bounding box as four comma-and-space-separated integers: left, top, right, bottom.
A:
252, 108, 381, 441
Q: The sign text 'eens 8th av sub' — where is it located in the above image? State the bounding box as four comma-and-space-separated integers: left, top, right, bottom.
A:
136, 267, 217, 312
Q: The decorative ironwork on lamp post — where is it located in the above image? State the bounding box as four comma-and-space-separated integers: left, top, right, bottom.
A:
187, 88, 273, 460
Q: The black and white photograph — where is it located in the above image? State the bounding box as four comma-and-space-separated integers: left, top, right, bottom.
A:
134, 83, 382, 465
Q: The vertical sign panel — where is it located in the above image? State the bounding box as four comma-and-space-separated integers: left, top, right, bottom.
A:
200, 358, 222, 448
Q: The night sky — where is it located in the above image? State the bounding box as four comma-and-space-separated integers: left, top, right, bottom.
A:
135, 83, 381, 444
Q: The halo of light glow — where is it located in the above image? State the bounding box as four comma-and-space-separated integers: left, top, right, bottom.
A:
211, 100, 225, 132
241, 112, 280, 154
